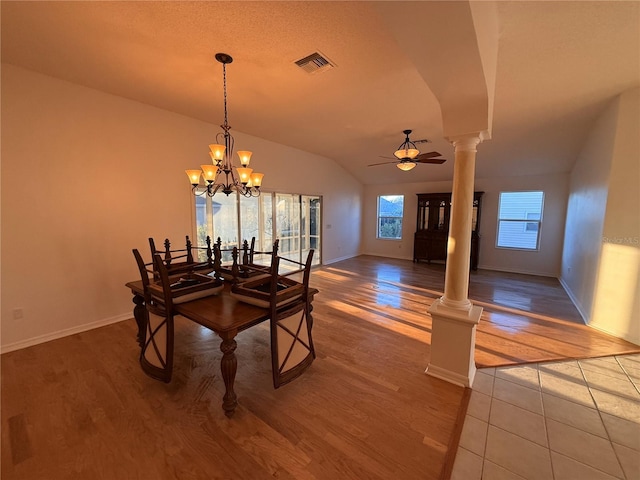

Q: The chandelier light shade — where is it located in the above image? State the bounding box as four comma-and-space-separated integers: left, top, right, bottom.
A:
394, 129, 421, 160
394, 148, 419, 160
186, 53, 264, 197
186, 169, 203, 184
237, 151, 252, 166
396, 161, 416, 171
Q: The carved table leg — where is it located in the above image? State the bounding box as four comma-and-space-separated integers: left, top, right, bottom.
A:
220, 330, 239, 417
132, 293, 147, 349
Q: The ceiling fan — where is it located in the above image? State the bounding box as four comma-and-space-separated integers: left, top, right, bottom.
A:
368, 129, 446, 171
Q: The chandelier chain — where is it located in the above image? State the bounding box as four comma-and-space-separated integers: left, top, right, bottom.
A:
222, 63, 229, 129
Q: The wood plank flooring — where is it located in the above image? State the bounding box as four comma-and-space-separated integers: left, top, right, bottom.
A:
2, 255, 638, 479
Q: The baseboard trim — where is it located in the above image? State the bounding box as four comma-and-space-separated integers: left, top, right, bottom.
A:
1, 313, 132, 354
558, 277, 589, 324
361, 252, 414, 262
588, 322, 640, 347
323, 253, 359, 265
477, 264, 558, 278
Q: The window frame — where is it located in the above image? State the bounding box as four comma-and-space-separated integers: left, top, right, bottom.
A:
496, 191, 544, 251
192, 188, 322, 266
376, 194, 404, 240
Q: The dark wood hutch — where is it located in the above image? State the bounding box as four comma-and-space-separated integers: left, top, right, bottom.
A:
413, 192, 484, 270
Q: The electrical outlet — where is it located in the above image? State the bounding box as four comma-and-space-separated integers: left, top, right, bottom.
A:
13, 308, 24, 320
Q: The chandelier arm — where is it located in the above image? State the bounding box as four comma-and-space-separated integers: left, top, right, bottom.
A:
229, 165, 242, 186
227, 133, 234, 167
192, 185, 209, 197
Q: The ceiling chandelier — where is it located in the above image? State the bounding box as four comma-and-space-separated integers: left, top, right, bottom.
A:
393, 129, 420, 171
185, 53, 264, 197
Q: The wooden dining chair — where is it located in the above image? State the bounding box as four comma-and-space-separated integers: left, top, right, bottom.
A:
268, 250, 316, 388
228, 248, 316, 387
131, 249, 152, 349
132, 248, 174, 382
133, 248, 224, 383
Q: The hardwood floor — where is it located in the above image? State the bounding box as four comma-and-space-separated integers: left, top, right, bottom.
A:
2, 255, 638, 479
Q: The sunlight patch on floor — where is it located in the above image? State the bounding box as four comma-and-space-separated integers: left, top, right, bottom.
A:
324, 299, 431, 343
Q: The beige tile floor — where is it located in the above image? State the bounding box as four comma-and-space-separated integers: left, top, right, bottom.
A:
451, 354, 640, 480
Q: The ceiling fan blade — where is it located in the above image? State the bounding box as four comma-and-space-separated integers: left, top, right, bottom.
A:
378, 155, 396, 160
368, 161, 398, 167
415, 157, 446, 164
417, 151, 442, 159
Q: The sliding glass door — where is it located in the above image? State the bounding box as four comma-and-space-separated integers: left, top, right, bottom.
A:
302, 196, 321, 266
275, 193, 301, 263
194, 191, 321, 266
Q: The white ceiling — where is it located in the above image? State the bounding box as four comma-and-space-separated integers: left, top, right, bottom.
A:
2, 1, 638, 185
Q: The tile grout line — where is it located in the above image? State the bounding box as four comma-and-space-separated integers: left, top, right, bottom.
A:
615, 354, 640, 397
537, 363, 557, 480
479, 372, 495, 478
577, 358, 628, 480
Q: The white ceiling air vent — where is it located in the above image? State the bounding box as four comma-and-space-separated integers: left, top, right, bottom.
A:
295, 52, 335, 75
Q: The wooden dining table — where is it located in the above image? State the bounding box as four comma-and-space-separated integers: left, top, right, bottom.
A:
125, 279, 317, 417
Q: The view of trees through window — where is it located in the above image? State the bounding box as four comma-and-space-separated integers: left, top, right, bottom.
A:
195, 190, 321, 266
377, 195, 404, 239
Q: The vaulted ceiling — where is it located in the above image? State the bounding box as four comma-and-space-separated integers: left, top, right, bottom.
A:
2, 1, 638, 185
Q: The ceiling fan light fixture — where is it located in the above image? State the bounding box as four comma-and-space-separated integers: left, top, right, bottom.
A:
394, 148, 419, 160
394, 129, 420, 160
397, 161, 416, 171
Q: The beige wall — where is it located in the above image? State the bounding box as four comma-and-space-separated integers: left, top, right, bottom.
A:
561, 87, 640, 345
363, 172, 568, 277
589, 88, 640, 345
1, 65, 362, 351
560, 94, 618, 320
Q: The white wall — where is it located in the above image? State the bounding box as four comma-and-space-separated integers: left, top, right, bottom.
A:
564, 88, 640, 345
363, 172, 568, 277
560, 96, 618, 320
1, 65, 362, 352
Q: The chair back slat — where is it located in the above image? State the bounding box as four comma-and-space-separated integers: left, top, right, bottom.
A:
148, 235, 214, 277
268, 249, 316, 388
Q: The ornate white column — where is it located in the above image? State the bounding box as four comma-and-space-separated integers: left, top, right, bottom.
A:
426, 134, 483, 387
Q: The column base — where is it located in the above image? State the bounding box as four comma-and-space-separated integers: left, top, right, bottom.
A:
426, 297, 483, 388
425, 364, 477, 388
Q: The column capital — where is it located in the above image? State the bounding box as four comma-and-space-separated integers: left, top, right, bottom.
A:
445, 132, 488, 152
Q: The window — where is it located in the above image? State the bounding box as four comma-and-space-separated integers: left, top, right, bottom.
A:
496, 191, 544, 250
194, 189, 321, 266
377, 195, 404, 239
